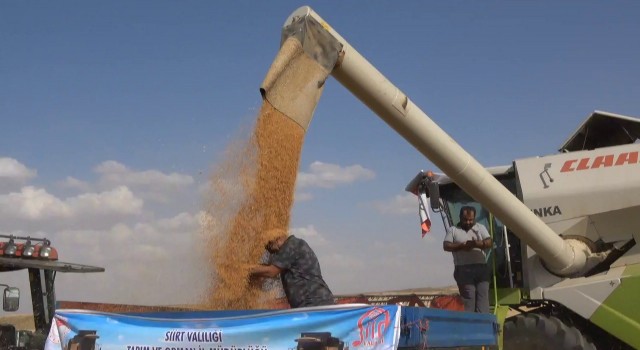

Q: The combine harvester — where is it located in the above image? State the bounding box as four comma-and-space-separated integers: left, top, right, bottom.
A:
406, 109, 640, 350
42, 5, 638, 350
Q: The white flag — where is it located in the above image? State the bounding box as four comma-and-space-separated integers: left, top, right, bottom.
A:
44, 317, 61, 350
418, 192, 432, 237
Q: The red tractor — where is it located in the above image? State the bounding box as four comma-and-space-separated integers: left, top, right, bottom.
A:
0, 234, 104, 350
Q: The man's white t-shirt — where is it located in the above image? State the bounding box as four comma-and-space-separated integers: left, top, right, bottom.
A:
443, 223, 490, 266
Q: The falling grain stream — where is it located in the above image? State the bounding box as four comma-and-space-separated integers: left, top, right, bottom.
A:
202, 36, 332, 309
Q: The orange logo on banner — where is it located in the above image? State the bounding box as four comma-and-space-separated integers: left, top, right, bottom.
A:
352, 307, 391, 347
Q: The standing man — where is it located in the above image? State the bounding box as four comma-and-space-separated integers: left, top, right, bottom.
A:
443, 206, 493, 313
249, 228, 335, 308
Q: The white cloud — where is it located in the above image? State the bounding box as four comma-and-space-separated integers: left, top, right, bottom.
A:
68, 186, 143, 216
296, 161, 375, 189
321, 252, 366, 271
0, 186, 71, 220
371, 192, 417, 215
49, 211, 208, 306
0, 157, 454, 311
0, 186, 142, 221
96, 160, 193, 187
291, 224, 326, 244
156, 211, 205, 232
313, 232, 454, 294
0, 158, 36, 184
110, 223, 134, 244
59, 176, 90, 191
87, 160, 197, 204
294, 192, 313, 202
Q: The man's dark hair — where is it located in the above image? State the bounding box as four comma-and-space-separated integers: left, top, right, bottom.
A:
459, 206, 476, 217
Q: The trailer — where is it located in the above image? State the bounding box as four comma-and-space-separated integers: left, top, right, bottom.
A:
44, 305, 498, 350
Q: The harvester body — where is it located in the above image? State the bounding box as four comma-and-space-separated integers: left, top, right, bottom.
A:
407, 111, 640, 349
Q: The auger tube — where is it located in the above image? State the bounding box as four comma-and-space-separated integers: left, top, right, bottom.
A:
277, 6, 589, 276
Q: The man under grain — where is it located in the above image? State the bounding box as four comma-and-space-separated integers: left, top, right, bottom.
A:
249, 228, 334, 308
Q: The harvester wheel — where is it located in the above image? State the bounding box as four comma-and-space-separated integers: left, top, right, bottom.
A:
503, 313, 595, 350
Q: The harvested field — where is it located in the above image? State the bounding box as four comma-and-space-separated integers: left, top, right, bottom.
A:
0, 314, 35, 331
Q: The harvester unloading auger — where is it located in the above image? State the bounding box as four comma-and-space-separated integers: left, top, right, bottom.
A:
261, 7, 597, 278
261, 6, 640, 350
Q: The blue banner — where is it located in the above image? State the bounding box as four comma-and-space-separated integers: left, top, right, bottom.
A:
45, 305, 401, 350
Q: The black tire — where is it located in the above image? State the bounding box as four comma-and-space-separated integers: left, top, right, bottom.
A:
503, 313, 596, 350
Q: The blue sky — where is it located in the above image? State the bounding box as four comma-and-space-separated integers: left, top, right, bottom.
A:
1, 1, 639, 311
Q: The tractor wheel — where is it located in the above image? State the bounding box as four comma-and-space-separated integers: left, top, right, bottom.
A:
503, 313, 595, 350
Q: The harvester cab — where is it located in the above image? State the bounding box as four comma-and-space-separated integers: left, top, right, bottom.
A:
406, 110, 640, 349
0, 234, 104, 350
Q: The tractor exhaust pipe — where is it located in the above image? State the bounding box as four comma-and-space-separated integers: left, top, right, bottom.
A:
261, 6, 589, 276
